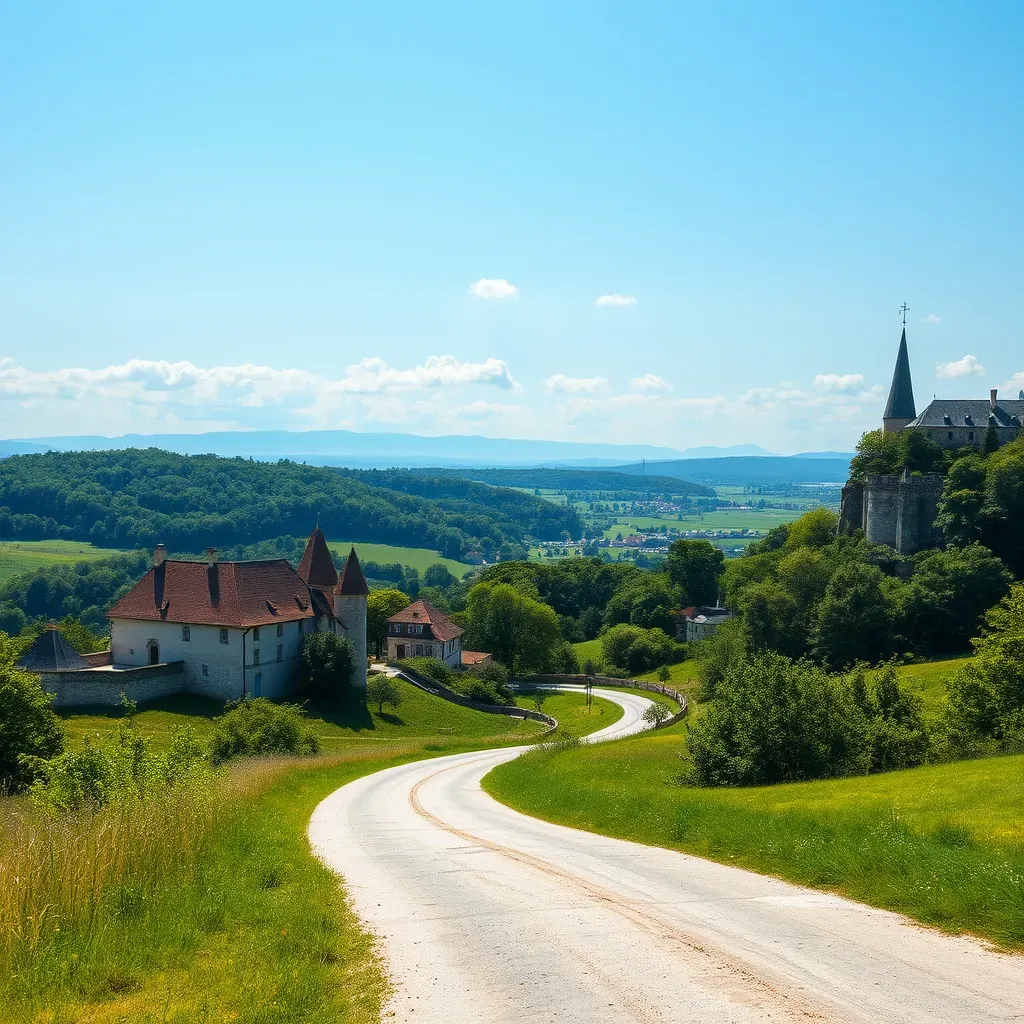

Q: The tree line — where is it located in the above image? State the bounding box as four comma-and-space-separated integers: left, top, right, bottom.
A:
0, 449, 581, 560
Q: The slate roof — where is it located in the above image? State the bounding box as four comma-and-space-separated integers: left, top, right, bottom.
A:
108, 559, 317, 628
336, 547, 369, 597
16, 626, 91, 672
387, 599, 464, 642
297, 527, 338, 590
883, 328, 917, 421
908, 399, 1024, 429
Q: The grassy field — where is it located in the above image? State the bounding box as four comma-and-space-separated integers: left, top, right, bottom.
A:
484, 722, 1024, 949
895, 657, 968, 716
601, 508, 804, 538
60, 679, 545, 752
7, 684, 550, 1022
325, 539, 472, 579
0, 540, 129, 585
513, 690, 622, 736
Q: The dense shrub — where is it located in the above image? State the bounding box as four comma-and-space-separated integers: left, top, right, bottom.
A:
601, 624, 681, 675
947, 583, 1024, 743
687, 652, 930, 786
298, 632, 355, 701
209, 698, 321, 763
29, 713, 206, 811
0, 654, 64, 792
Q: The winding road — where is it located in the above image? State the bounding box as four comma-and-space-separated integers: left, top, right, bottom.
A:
309, 687, 1024, 1023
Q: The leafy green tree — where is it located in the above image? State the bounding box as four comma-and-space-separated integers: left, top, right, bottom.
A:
366, 588, 410, 657
600, 623, 676, 674
658, 664, 671, 683
947, 583, 1024, 740
642, 700, 671, 727
664, 539, 725, 606
739, 580, 802, 657
784, 508, 839, 550
811, 562, 900, 669
0, 648, 64, 792
464, 582, 561, 678
366, 675, 404, 715
423, 563, 457, 589
901, 544, 1012, 654
298, 632, 355, 700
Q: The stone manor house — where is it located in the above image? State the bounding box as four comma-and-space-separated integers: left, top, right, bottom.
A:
839, 327, 1024, 554
18, 527, 368, 707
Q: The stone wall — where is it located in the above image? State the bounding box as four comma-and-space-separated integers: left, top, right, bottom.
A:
40, 661, 186, 708
895, 472, 944, 554
864, 475, 901, 548
844, 472, 945, 555
838, 481, 865, 535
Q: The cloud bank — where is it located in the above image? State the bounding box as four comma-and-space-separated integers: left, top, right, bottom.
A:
594, 294, 637, 307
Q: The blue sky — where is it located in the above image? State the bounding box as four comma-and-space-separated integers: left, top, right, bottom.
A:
1, 2, 1021, 452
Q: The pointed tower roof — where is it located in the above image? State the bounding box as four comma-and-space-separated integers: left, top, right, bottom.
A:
336, 547, 369, 596
16, 626, 90, 673
883, 327, 917, 422
297, 526, 338, 590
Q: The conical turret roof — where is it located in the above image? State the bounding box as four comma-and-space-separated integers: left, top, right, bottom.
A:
336, 547, 369, 596
883, 327, 917, 422
297, 526, 338, 590
16, 626, 90, 672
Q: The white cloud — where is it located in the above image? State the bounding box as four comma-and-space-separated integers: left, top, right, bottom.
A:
469, 278, 519, 300
1001, 372, 1024, 398
813, 373, 865, 394
543, 374, 609, 393
922, 313, 941, 324
594, 294, 637, 307
936, 355, 986, 378
630, 374, 671, 392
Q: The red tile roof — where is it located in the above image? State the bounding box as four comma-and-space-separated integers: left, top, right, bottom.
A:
336, 547, 369, 596
461, 650, 492, 666
297, 527, 338, 590
387, 599, 464, 642
107, 559, 317, 628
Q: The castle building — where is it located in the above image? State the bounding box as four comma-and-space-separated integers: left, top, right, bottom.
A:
21, 526, 368, 707
840, 326, 1022, 554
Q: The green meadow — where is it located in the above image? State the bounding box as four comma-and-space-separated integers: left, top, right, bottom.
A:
325, 540, 473, 578
484, 702, 1024, 950
0, 540, 130, 585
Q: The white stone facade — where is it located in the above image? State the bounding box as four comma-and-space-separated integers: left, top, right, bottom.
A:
110, 616, 310, 702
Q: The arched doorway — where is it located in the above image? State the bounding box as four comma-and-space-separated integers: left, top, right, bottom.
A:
147, 640, 160, 665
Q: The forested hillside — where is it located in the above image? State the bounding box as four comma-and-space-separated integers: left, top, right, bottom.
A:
0, 449, 581, 558
410, 466, 714, 497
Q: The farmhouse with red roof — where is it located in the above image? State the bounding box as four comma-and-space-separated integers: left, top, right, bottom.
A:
385, 599, 490, 669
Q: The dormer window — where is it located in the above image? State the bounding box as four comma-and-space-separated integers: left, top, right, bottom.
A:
943, 415, 952, 425
965, 415, 974, 426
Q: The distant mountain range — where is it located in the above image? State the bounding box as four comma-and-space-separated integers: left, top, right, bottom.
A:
0, 429, 851, 470
610, 456, 851, 486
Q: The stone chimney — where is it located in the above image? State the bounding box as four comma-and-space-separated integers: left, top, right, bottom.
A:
205, 547, 218, 565
990, 388, 998, 410
153, 544, 168, 567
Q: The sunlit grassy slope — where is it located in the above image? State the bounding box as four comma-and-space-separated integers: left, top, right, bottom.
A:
326, 539, 472, 578
60, 678, 545, 752
484, 719, 1024, 949
0, 539, 130, 585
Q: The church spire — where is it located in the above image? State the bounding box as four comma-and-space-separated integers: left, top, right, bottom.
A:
882, 326, 917, 433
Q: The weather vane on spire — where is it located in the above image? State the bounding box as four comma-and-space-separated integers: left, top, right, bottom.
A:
899, 302, 910, 326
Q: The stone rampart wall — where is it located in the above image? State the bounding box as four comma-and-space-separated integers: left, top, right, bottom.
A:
40, 661, 186, 708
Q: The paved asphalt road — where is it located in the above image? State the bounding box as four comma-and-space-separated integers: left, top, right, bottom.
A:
310, 688, 1024, 1023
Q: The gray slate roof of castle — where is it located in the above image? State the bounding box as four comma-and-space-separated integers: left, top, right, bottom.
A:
16, 626, 90, 672
908, 399, 1024, 429
883, 328, 917, 421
